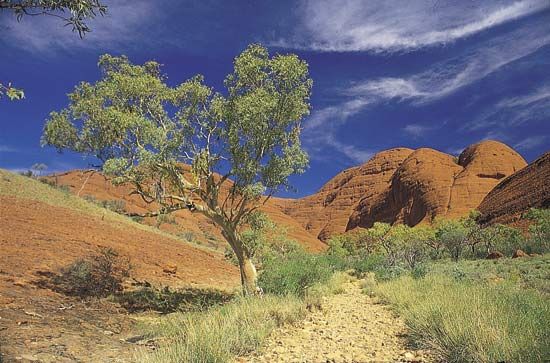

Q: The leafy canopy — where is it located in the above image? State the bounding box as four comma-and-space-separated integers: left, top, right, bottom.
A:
42, 44, 312, 228
0, 0, 107, 37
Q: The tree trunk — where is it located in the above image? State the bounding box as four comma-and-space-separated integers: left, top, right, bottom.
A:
237, 255, 258, 295
219, 225, 258, 295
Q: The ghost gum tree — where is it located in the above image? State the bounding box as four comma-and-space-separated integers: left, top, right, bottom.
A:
42, 44, 312, 294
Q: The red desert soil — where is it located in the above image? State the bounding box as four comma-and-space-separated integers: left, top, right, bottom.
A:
478, 152, 550, 225
48, 171, 327, 252
0, 192, 239, 362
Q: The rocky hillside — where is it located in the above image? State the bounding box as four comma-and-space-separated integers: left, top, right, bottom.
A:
347, 140, 527, 231
48, 140, 535, 243
279, 148, 414, 240
281, 140, 526, 240
48, 170, 326, 252
478, 152, 550, 225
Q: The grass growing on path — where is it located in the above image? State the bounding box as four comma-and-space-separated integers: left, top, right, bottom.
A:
136, 272, 350, 363
371, 257, 550, 363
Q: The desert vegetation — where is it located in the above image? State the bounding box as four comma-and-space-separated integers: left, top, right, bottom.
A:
41, 44, 312, 295
323, 209, 550, 363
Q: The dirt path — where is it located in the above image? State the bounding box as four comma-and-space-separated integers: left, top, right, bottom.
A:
240, 279, 434, 363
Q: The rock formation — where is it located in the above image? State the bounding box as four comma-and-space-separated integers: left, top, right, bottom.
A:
280, 148, 414, 240
478, 152, 550, 225
48, 140, 533, 243
347, 141, 526, 230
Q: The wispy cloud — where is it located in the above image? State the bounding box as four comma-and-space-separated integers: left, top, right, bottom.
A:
302, 19, 549, 162
303, 99, 375, 164
277, 0, 549, 52
347, 23, 550, 104
0, 0, 160, 53
0, 145, 17, 153
464, 86, 550, 131
513, 135, 548, 151
402, 124, 434, 138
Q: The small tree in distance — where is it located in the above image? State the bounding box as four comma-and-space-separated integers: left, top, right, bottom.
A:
41, 44, 312, 294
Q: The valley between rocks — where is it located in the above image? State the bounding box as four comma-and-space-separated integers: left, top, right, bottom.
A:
238, 278, 435, 363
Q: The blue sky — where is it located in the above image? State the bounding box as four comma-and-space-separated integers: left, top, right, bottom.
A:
0, 0, 549, 197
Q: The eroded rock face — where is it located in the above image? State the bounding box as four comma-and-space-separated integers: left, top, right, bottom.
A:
280, 148, 414, 240
347, 141, 526, 230
348, 148, 462, 229
447, 140, 527, 218
478, 152, 550, 225
48, 141, 531, 244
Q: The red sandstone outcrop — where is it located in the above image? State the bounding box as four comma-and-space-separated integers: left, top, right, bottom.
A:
478, 152, 550, 225
48, 140, 533, 243
280, 148, 414, 240
347, 141, 526, 230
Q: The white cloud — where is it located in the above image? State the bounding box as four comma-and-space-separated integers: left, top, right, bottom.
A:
402, 124, 433, 138
302, 20, 549, 162
497, 86, 550, 108
279, 0, 550, 52
347, 24, 550, 104
464, 86, 550, 131
1, 0, 159, 52
302, 99, 375, 164
513, 135, 547, 150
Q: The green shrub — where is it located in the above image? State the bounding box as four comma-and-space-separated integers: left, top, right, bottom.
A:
83, 195, 126, 213
349, 254, 386, 276
258, 252, 333, 296
53, 248, 130, 298
411, 264, 428, 279
525, 208, 550, 254
373, 265, 406, 281
180, 231, 197, 243
116, 286, 233, 313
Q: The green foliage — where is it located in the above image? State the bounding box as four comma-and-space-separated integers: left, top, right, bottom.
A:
155, 213, 176, 227
435, 219, 469, 261
115, 286, 233, 314
430, 255, 550, 295
82, 195, 126, 213
179, 231, 197, 243
0, 82, 25, 101
410, 263, 428, 279
258, 252, 333, 296
52, 248, 130, 298
478, 223, 525, 256
348, 254, 387, 276
42, 45, 313, 292
137, 295, 306, 363
525, 208, 550, 253
1, 0, 107, 37
42, 46, 311, 202
375, 268, 550, 363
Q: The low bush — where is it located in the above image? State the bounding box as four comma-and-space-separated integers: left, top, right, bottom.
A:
348, 254, 386, 277
116, 286, 233, 313
258, 252, 333, 296
52, 248, 130, 298
136, 295, 306, 363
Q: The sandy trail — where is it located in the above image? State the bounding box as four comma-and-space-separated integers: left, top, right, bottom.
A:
239, 278, 435, 363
